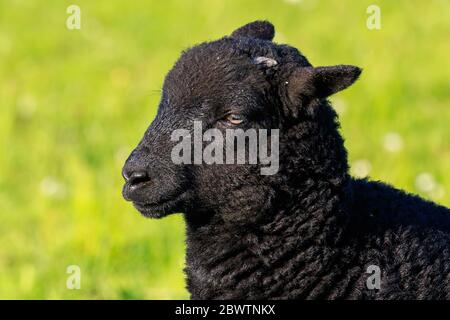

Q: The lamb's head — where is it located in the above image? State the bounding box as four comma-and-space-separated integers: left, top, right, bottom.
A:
122, 21, 361, 222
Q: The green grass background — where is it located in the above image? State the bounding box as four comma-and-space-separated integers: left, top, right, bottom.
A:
0, 0, 448, 299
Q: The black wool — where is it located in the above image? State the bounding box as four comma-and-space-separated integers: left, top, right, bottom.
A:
122, 21, 450, 300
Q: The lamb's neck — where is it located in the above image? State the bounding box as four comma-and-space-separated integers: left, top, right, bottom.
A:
184, 177, 351, 264
183, 183, 352, 299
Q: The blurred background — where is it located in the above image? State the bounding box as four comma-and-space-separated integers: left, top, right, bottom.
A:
0, 0, 448, 299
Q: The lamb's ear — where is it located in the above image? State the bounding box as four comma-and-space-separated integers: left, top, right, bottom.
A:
283, 65, 361, 117
231, 20, 275, 41
286, 65, 362, 100
287, 65, 361, 99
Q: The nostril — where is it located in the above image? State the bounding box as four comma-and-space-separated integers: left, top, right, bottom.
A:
128, 171, 150, 187
122, 168, 130, 181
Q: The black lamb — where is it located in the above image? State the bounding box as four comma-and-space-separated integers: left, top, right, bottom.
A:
122, 21, 450, 299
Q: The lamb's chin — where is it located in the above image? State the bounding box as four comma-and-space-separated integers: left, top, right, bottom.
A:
132, 196, 185, 218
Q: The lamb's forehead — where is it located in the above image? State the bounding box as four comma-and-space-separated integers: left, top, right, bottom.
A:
163, 37, 310, 105
167, 38, 274, 85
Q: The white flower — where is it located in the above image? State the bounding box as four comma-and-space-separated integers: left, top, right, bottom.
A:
415, 173, 436, 193
40, 177, 66, 199
351, 159, 372, 178
383, 132, 403, 153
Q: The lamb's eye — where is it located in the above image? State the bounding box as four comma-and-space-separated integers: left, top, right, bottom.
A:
224, 114, 244, 125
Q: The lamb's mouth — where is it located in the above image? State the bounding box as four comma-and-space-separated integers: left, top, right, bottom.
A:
132, 192, 187, 218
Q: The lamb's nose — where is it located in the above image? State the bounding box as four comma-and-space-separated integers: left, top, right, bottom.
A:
125, 170, 151, 188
